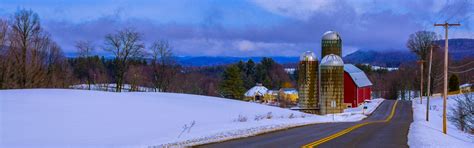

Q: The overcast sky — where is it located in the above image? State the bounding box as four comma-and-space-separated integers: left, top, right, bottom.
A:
1, 0, 473, 57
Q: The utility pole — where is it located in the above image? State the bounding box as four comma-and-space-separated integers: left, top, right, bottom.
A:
418, 60, 424, 104
434, 22, 460, 134
426, 45, 433, 122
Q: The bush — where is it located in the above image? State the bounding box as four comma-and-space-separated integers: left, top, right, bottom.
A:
266, 112, 273, 119
288, 113, 295, 119
254, 115, 263, 121
235, 115, 248, 122
448, 93, 474, 133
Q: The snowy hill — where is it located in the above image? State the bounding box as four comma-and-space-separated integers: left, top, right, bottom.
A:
0, 89, 383, 147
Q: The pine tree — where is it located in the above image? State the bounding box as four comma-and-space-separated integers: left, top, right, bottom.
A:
219, 65, 245, 99
244, 59, 255, 89
449, 74, 460, 92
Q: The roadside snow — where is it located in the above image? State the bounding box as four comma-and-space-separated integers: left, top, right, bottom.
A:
1, 89, 383, 147
408, 94, 474, 148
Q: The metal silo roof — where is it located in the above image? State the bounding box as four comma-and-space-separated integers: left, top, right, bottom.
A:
322, 31, 341, 40
344, 64, 373, 87
300, 51, 317, 61
320, 54, 344, 66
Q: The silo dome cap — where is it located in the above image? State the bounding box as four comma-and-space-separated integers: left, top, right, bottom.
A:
300, 51, 316, 61
320, 54, 344, 66
322, 31, 341, 40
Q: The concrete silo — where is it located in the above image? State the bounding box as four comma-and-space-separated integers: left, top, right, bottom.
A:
319, 54, 344, 115
321, 31, 342, 58
297, 51, 319, 114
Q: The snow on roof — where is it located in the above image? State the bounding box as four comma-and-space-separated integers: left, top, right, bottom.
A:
320, 54, 344, 66
322, 31, 341, 40
244, 85, 269, 97
281, 88, 298, 94
344, 64, 373, 87
300, 51, 317, 61
460, 83, 472, 88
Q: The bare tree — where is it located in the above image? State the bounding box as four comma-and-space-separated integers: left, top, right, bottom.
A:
126, 65, 148, 92
75, 40, 95, 89
0, 9, 71, 89
9, 9, 41, 88
407, 31, 439, 61
0, 19, 9, 89
104, 28, 144, 92
149, 40, 175, 92
76, 40, 94, 58
0, 19, 7, 46
407, 31, 439, 97
45, 42, 73, 88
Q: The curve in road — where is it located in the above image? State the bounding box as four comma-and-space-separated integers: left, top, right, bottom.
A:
197, 100, 412, 148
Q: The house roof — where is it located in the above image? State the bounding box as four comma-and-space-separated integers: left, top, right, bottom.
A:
244, 85, 269, 97
344, 64, 373, 87
460, 83, 472, 88
281, 88, 298, 94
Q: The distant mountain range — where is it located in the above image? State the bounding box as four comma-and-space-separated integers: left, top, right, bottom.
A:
344, 38, 474, 67
61, 39, 473, 67
343, 49, 417, 67
176, 56, 299, 66
435, 39, 474, 60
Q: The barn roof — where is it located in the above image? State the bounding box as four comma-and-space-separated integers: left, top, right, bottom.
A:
344, 64, 373, 87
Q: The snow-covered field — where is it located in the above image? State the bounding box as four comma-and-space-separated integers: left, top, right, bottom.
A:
408, 93, 474, 147
1, 89, 383, 147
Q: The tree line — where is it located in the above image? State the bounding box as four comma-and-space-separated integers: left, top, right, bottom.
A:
0, 9, 295, 99
218, 58, 293, 99
0, 9, 72, 89
0, 9, 219, 95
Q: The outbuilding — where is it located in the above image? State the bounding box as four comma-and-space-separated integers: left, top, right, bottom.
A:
244, 83, 268, 102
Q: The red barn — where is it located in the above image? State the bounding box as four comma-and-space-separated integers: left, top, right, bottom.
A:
343, 64, 372, 108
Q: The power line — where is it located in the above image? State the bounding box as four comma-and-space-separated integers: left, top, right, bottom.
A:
449, 61, 474, 69
448, 67, 474, 73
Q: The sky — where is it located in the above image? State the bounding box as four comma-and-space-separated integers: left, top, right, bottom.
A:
0, 0, 473, 57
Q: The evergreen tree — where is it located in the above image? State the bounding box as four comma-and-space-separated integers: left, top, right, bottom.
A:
255, 64, 266, 84
241, 59, 256, 89
449, 74, 460, 92
218, 65, 245, 99
246, 59, 256, 76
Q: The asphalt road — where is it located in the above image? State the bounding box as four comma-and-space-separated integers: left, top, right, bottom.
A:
197, 100, 413, 148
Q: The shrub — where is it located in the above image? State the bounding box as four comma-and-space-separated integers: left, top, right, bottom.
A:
266, 112, 273, 119
235, 115, 248, 122
448, 93, 473, 133
288, 113, 295, 119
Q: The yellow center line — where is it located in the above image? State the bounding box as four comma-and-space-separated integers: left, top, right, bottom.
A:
302, 100, 399, 148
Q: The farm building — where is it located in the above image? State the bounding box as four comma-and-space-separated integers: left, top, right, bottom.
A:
244, 83, 299, 106
244, 83, 268, 102
343, 64, 373, 108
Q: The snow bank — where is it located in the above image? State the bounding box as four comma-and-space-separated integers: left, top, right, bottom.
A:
408, 94, 474, 148
0, 89, 384, 147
